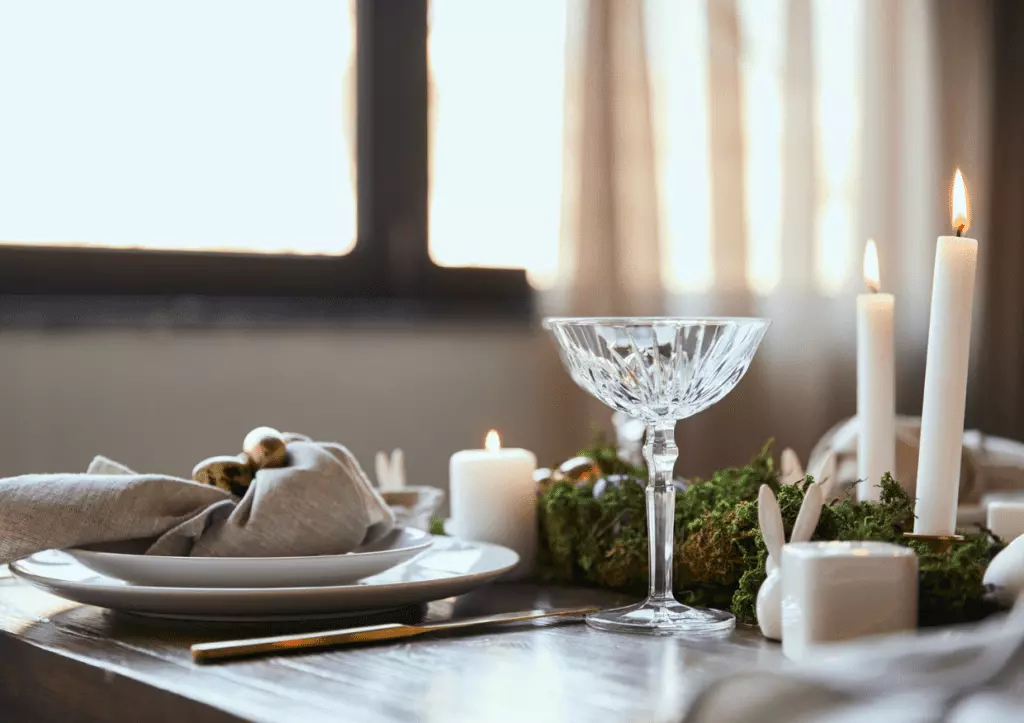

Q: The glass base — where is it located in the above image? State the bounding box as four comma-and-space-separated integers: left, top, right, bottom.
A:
585, 598, 735, 637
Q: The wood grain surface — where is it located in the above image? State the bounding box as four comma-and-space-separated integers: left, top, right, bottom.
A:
0, 567, 781, 723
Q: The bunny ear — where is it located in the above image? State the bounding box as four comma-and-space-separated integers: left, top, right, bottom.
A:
815, 454, 839, 502
779, 448, 805, 485
375, 451, 390, 490
390, 449, 406, 490
791, 482, 824, 543
758, 484, 785, 564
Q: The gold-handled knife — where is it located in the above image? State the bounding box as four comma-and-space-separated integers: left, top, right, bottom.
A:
191, 606, 599, 663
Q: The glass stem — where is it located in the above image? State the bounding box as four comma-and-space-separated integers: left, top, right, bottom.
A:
644, 421, 678, 604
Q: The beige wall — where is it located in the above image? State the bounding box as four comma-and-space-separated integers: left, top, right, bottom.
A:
0, 328, 584, 497
0, 321, 915, 491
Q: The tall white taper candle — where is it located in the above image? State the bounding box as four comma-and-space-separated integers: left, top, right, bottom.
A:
914, 170, 978, 535
856, 240, 895, 502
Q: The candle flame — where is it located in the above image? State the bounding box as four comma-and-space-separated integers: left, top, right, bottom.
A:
863, 239, 880, 293
951, 168, 970, 234
485, 430, 501, 452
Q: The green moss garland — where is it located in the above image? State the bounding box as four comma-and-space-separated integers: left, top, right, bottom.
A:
536, 440, 1006, 627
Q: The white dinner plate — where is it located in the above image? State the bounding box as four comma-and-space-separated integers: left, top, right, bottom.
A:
10, 536, 518, 621
64, 527, 433, 588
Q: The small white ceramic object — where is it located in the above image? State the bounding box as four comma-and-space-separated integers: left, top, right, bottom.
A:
755, 483, 823, 640
755, 574, 782, 639
782, 541, 917, 660
11, 536, 518, 621
779, 448, 805, 486
375, 448, 407, 492
66, 527, 432, 588
983, 534, 1024, 606
777, 449, 845, 502
381, 486, 445, 531
987, 501, 1024, 542
811, 453, 841, 504
758, 484, 786, 575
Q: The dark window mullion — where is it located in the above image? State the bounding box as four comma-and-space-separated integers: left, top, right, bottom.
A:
356, 0, 430, 297
0, 0, 532, 321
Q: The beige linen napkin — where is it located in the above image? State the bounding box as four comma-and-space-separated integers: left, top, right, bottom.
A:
0, 440, 395, 563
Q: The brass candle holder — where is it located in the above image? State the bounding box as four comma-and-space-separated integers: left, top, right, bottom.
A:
902, 532, 965, 554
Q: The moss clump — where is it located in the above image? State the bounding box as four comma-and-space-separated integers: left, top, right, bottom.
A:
915, 535, 1003, 625
537, 472, 649, 592
429, 516, 447, 536
536, 440, 1007, 628
537, 440, 779, 608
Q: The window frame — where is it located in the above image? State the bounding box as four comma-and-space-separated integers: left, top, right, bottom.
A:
0, 0, 532, 318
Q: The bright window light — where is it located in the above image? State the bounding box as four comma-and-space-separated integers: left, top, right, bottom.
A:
0, 1, 357, 255
646, 0, 714, 294
428, 0, 568, 288
812, 0, 863, 296
738, 0, 786, 296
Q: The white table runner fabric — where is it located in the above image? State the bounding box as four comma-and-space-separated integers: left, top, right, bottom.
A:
683, 601, 1024, 723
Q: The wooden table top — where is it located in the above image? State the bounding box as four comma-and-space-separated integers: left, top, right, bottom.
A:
0, 566, 781, 723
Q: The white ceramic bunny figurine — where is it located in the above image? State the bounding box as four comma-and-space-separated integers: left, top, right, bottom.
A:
756, 481, 824, 640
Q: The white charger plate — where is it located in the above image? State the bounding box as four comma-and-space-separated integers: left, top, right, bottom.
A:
64, 527, 432, 588
10, 536, 518, 621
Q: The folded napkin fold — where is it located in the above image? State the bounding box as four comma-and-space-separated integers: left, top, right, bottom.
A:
0, 440, 395, 564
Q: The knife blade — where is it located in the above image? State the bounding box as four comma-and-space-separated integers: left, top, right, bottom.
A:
191, 606, 599, 663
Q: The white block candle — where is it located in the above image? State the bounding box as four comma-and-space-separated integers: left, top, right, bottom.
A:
449, 430, 537, 576
987, 501, 1024, 542
914, 170, 979, 536
782, 542, 918, 660
856, 240, 896, 502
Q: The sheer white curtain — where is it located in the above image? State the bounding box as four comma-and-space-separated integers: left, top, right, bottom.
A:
552, 0, 991, 475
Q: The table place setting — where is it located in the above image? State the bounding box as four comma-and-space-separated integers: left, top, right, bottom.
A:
0, 427, 518, 621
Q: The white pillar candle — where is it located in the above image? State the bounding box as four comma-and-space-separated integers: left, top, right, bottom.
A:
856, 240, 895, 502
914, 170, 978, 535
449, 430, 537, 576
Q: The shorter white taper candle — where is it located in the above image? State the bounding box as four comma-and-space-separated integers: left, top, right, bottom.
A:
856, 240, 895, 502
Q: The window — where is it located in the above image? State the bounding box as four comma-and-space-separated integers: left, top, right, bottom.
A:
646, 0, 714, 294
811, 0, 863, 297
648, 0, 866, 298
428, 0, 568, 288
737, 0, 786, 295
0, 1, 877, 308
0, 0, 357, 256
0, 0, 530, 313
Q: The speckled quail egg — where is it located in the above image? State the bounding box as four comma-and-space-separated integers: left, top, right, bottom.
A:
242, 426, 288, 469
192, 454, 255, 497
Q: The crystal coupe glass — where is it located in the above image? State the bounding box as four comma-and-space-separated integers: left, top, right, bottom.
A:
544, 317, 770, 635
